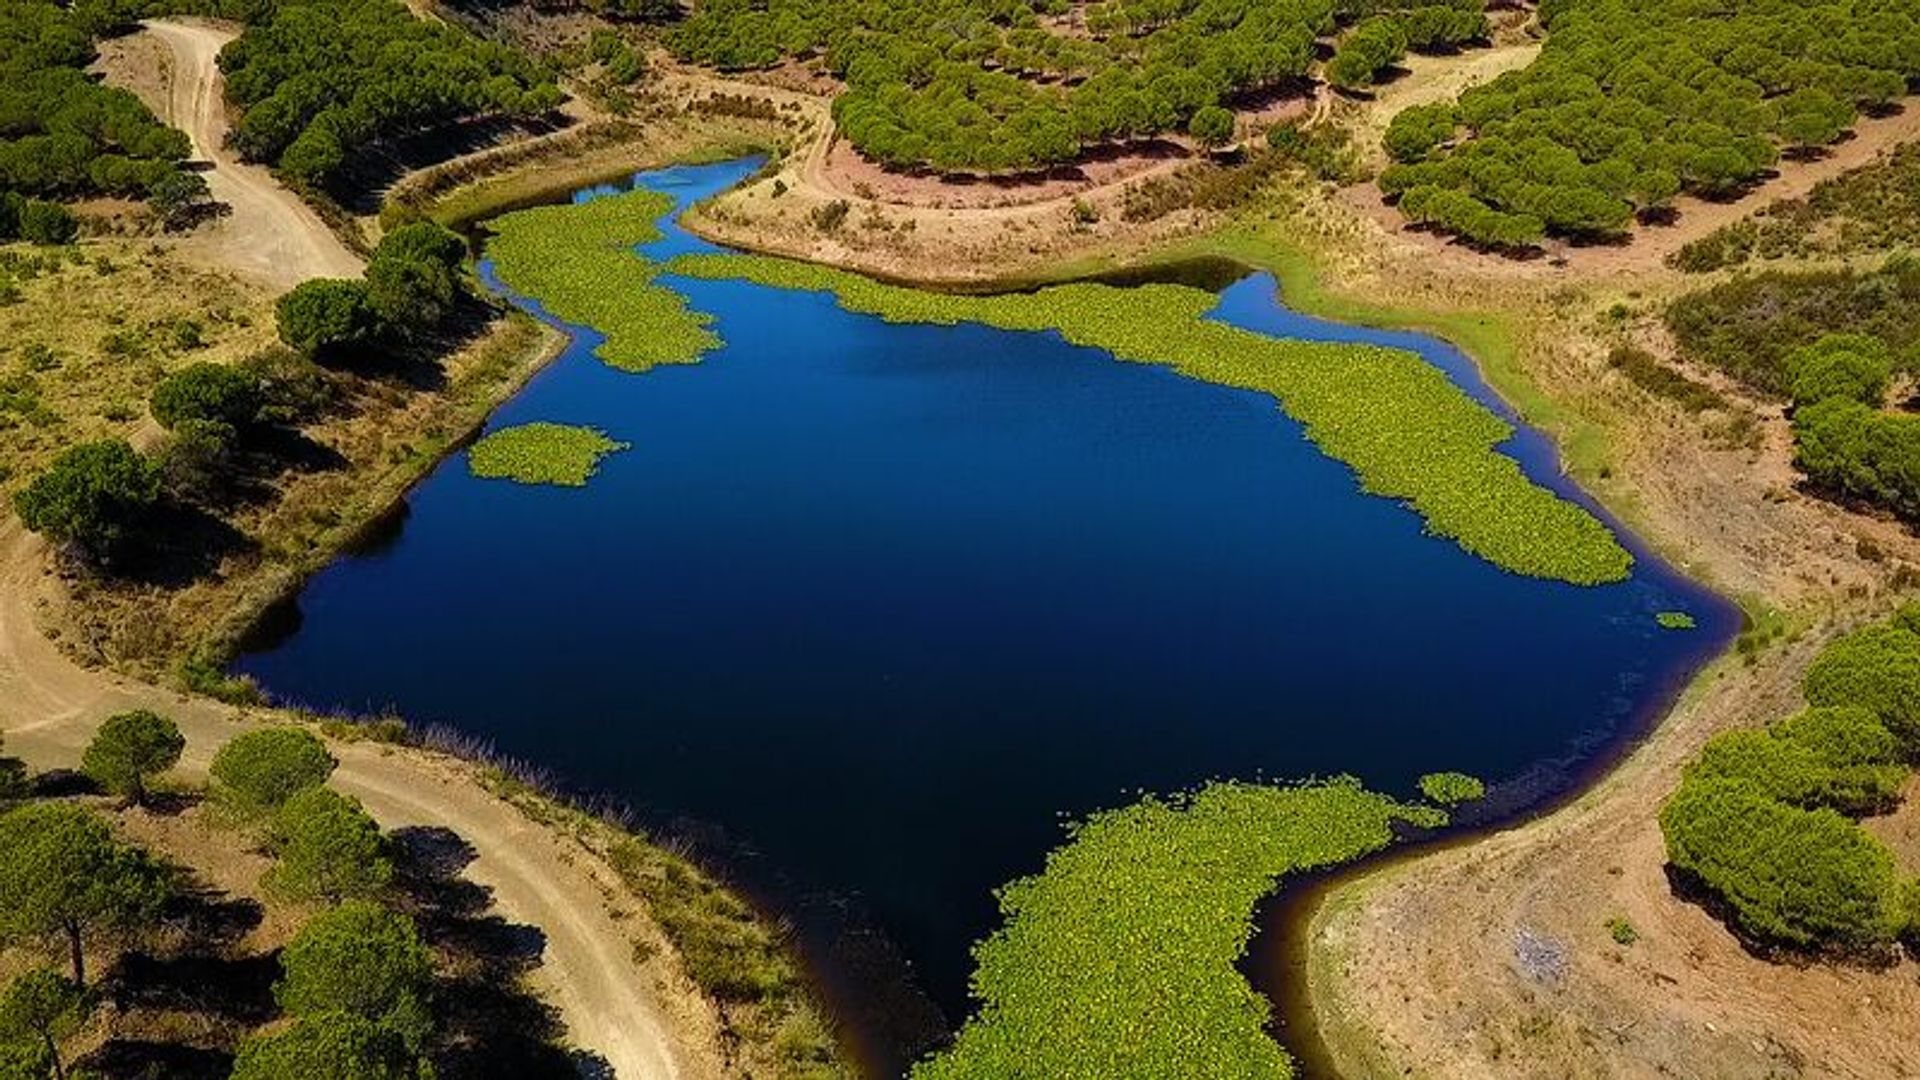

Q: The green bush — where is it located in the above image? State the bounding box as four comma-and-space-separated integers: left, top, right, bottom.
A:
1660, 776, 1906, 950
363, 222, 465, 332
1802, 622, 1920, 749
1187, 106, 1235, 149
1686, 713, 1904, 817
1787, 334, 1894, 406
16, 201, 77, 245
276, 900, 433, 1050
1326, 17, 1408, 89
211, 728, 338, 817
150, 362, 263, 431
277, 279, 374, 360
1383, 102, 1459, 164
1791, 398, 1920, 521
12, 438, 162, 565
266, 787, 393, 903
81, 710, 185, 808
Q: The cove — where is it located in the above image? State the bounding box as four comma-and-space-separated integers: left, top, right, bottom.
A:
237, 158, 1734, 1070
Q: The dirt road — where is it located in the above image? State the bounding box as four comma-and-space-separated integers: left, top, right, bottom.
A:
139, 20, 364, 290
0, 526, 719, 1080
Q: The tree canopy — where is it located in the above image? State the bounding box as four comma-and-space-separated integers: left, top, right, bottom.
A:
266, 786, 394, 903
275, 900, 434, 1051
1381, 0, 1920, 245
210, 727, 338, 817
11, 438, 163, 566
81, 710, 185, 808
0, 802, 171, 986
230, 1011, 422, 1080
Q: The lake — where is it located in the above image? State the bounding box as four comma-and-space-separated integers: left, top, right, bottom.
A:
238, 158, 1733, 1068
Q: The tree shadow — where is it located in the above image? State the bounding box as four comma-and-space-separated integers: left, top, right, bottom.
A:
388, 826, 580, 1080
77, 1040, 233, 1080
112, 503, 255, 588
328, 114, 576, 216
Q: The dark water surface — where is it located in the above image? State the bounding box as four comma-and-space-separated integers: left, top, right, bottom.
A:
239, 159, 1734, 1069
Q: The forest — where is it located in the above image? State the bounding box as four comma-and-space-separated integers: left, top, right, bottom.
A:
215, 0, 564, 188
669, 0, 1473, 172
1380, 0, 1920, 246
0, 0, 192, 237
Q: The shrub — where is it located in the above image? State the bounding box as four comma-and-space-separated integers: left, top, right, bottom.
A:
211, 728, 338, 817
276, 900, 433, 1049
17, 201, 77, 246
1685, 712, 1904, 817
1383, 102, 1459, 164
158, 417, 240, 502
1787, 334, 1893, 406
150, 362, 263, 430
1791, 398, 1920, 521
266, 787, 393, 903
1326, 17, 1408, 90
277, 279, 374, 360
12, 439, 162, 564
81, 710, 184, 808
363, 221, 465, 332
1802, 622, 1920, 749
1660, 776, 1905, 950
1187, 106, 1235, 149
1605, 917, 1638, 946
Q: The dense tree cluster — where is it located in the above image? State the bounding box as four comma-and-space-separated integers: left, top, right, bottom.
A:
278, 221, 468, 359
0, 0, 192, 232
1780, 332, 1920, 524
672, 0, 1339, 172
1662, 607, 1920, 952
217, 0, 563, 188
1381, 0, 1920, 246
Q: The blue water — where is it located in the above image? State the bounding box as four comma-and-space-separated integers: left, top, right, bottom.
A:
239, 159, 1733, 1064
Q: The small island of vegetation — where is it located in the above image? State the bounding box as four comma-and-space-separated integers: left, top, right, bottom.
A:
468, 422, 630, 486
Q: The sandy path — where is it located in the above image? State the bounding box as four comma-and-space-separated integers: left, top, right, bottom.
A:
0, 526, 715, 1080
139, 19, 364, 290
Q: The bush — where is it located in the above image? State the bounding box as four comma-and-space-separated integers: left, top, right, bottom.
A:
1802, 622, 1920, 749
266, 787, 393, 903
150, 362, 263, 430
1787, 334, 1893, 407
1685, 711, 1904, 817
1383, 102, 1459, 164
276, 900, 433, 1049
277, 279, 374, 360
211, 728, 338, 816
11, 439, 162, 564
17, 201, 77, 245
1188, 106, 1235, 149
157, 417, 240, 502
81, 710, 184, 808
1326, 17, 1408, 89
1660, 776, 1906, 950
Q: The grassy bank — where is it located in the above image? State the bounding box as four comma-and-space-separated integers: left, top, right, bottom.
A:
912, 780, 1445, 1079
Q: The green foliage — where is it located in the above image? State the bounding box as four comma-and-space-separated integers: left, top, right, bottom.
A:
150, 362, 263, 431
1188, 106, 1237, 149
1792, 398, 1920, 524
1660, 777, 1905, 950
1380, 0, 1919, 243
1787, 334, 1894, 407
911, 781, 1442, 1080
265, 787, 393, 903
0, 802, 172, 986
1326, 16, 1407, 89
0, 733, 26, 804
11, 438, 162, 564
81, 710, 184, 807
1673, 143, 1920, 271
1686, 710, 1905, 817
230, 1011, 422, 1080
1605, 345, 1726, 413
148, 169, 211, 230
484, 188, 720, 372
210, 728, 338, 817
363, 221, 466, 334
1802, 621, 1920, 750
277, 279, 375, 360
1605, 916, 1638, 946
672, 251, 1632, 584
1416, 771, 1484, 805
1666, 256, 1920, 397
220, 0, 561, 188
1383, 102, 1459, 164
671, 0, 1330, 173
0, 969, 84, 1080
275, 900, 433, 1050
467, 422, 628, 487
0, 0, 190, 214
1655, 611, 1696, 630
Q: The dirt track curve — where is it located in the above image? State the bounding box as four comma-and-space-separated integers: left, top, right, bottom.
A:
143, 19, 365, 290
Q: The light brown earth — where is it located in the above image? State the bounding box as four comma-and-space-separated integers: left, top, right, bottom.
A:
0, 524, 730, 1080
96, 20, 365, 290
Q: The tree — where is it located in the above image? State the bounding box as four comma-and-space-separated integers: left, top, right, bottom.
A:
276, 901, 433, 1051
0, 971, 85, 1080
364, 222, 465, 332
12, 439, 162, 565
157, 418, 240, 503
277, 279, 374, 360
1803, 621, 1920, 750
266, 787, 394, 903
150, 362, 263, 431
1187, 106, 1235, 149
0, 803, 171, 986
230, 1011, 421, 1080
210, 728, 337, 817
81, 710, 184, 808
148, 170, 211, 230
1787, 334, 1893, 406
17, 202, 77, 246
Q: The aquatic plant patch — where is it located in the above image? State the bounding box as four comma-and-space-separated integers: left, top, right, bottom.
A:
1417, 771, 1485, 805
1656, 611, 1697, 630
484, 190, 721, 372
670, 253, 1633, 586
910, 780, 1445, 1080
468, 423, 629, 486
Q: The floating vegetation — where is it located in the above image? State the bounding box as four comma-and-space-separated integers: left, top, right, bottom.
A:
671, 253, 1634, 585
910, 780, 1445, 1080
1656, 611, 1698, 630
483, 189, 720, 372
1417, 771, 1486, 805
468, 422, 628, 486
